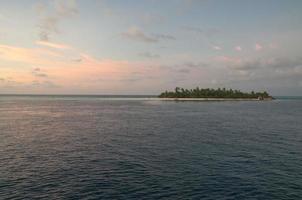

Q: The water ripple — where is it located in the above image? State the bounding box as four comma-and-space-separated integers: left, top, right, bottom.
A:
0, 98, 302, 199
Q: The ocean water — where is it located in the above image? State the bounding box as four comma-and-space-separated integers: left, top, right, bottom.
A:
0, 96, 302, 199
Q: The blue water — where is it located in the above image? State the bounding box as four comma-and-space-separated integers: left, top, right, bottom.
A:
0, 96, 302, 199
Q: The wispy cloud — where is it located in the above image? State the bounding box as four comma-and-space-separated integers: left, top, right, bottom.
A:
32, 68, 48, 78
122, 26, 175, 43
36, 40, 71, 49
255, 43, 263, 51
152, 33, 175, 40
0, 76, 22, 87
35, 0, 78, 41
122, 27, 158, 43
159, 61, 208, 77
31, 80, 59, 88
0, 44, 61, 64
72, 58, 82, 62
235, 46, 242, 51
182, 26, 220, 38
182, 61, 208, 68
54, 0, 78, 17
139, 52, 160, 59
217, 56, 302, 73
217, 56, 259, 71
0, 42, 153, 92
177, 68, 191, 73
265, 57, 302, 69
213, 45, 222, 50
161, 61, 208, 70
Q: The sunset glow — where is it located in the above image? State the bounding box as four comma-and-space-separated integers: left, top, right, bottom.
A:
1, 0, 302, 95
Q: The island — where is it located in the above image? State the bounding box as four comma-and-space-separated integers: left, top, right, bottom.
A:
158, 87, 274, 101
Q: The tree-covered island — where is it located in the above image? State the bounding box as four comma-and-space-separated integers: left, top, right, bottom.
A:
159, 87, 273, 100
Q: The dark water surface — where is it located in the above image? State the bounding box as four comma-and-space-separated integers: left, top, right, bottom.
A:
0, 96, 302, 199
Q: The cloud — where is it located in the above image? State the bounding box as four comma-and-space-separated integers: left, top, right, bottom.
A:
0, 75, 24, 88
161, 61, 208, 70
159, 61, 208, 77
54, 0, 78, 17
37, 16, 60, 41
255, 43, 263, 51
218, 56, 302, 74
139, 52, 160, 59
182, 26, 220, 38
264, 57, 302, 69
177, 68, 190, 73
217, 56, 261, 71
72, 58, 82, 62
122, 27, 158, 43
213, 45, 222, 50
152, 33, 175, 40
182, 26, 203, 33
31, 80, 59, 88
235, 46, 242, 51
36, 40, 71, 49
182, 61, 208, 68
118, 77, 141, 82
0, 42, 155, 93
122, 26, 175, 43
0, 43, 61, 64
32, 68, 48, 78
96, 72, 157, 84
35, 0, 78, 41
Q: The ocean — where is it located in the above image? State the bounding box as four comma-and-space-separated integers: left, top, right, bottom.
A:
0, 95, 301, 199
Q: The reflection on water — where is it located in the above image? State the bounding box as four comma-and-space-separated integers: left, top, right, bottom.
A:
0, 96, 302, 199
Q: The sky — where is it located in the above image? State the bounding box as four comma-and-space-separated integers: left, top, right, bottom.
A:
0, 0, 302, 95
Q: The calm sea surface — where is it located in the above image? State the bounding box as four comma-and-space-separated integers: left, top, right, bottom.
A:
0, 96, 302, 199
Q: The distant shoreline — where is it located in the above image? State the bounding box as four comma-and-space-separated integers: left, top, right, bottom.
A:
1, 95, 295, 101
158, 98, 272, 101
158, 87, 273, 100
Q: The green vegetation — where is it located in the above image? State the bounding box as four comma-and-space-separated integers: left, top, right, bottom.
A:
159, 87, 272, 99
